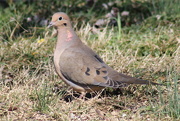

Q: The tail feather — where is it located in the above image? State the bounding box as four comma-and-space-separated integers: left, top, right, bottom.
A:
116, 73, 160, 85
107, 66, 161, 85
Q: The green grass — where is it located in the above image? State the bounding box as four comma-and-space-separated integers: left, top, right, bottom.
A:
0, 0, 179, 120
158, 72, 180, 119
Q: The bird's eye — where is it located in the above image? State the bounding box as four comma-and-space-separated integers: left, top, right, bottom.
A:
58, 17, 63, 21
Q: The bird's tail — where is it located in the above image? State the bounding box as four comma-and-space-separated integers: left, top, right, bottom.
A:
117, 73, 160, 85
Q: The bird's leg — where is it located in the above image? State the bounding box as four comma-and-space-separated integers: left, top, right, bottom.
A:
79, 92, 86, 99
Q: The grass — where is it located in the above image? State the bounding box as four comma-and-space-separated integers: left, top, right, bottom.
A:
0, 0, 180, 120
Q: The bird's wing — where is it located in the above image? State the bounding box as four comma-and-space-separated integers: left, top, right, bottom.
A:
59, 45, 125, 89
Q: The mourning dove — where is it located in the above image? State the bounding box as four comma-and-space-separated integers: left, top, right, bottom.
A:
48, 12, 158, 96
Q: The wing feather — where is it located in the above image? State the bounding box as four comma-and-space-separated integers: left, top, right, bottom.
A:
59, 46, 125, 89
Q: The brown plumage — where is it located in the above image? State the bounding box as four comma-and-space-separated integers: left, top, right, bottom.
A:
48, 12, 158, 94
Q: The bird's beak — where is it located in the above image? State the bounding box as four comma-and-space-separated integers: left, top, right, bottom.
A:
48, 22, 54, 28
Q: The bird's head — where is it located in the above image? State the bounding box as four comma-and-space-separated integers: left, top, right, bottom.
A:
48, 12, 71, 28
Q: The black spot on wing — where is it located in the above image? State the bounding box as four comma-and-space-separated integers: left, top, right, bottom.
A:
96, 70, 100, 75
61, 71, 103, 88
85, 67, 90, 76
94, 55, 104, 63
102, 70, 107, 74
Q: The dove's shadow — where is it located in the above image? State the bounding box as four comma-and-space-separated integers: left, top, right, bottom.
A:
62, 88, 124, 102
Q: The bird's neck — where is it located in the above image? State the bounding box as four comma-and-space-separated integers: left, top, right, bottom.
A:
56, 27, 81, 50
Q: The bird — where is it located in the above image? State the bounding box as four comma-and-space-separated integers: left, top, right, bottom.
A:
48, 12, 159, 97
